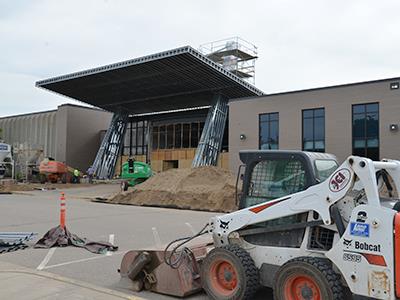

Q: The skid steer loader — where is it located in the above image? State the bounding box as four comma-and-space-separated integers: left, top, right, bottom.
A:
120, 150, 400, 300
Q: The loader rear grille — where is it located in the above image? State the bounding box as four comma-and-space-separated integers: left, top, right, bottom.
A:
308, 226, 335, 250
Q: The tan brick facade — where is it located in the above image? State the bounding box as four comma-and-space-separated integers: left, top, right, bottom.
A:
229, 78, 400, 173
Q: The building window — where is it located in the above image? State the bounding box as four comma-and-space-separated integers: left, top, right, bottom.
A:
352, 103, 379, 160
166, 124, 174, 149
174, 124, 182, 148
259, 113, 279, 150
302, 108, 325, 152
124, 120, 148, 156
151, 122, 205, 150
152, 126, 159, 150
159, 125, 166, 149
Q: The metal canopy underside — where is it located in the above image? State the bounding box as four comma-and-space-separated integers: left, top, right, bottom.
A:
36, 46, 264, 114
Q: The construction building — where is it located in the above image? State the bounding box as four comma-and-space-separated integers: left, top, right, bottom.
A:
32, 38, 400, 177
0, 104, 112, 175
229, 77, 400, 172
36, 39, 261, 178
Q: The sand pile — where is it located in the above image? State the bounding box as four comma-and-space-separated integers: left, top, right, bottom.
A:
108, 166, 238, 212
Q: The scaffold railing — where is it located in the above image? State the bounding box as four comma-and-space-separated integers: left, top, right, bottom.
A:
192, 95, 228, 167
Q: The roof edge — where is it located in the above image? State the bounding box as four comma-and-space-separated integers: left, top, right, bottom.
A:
0, 108, 57, 120
36, 46, 264, 97
230, 76, 400, 103
36, 46, 193, 87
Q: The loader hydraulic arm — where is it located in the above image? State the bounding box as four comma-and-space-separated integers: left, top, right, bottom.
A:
210, 156, 400, 246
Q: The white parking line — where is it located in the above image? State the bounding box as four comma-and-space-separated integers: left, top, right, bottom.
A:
42, 251, 124, 270
152, 227, 162, 248
106, 233, 115, 256
36, 248, 56, 270
185, 222, 196, 235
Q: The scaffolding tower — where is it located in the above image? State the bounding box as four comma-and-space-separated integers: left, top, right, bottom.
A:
91, 112, 128, 179
199, 37, 258, 84
192, 95, 229, 167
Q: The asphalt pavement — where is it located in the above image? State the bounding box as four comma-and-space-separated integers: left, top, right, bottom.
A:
0, 184, 273, 299
0, 184, 213, 299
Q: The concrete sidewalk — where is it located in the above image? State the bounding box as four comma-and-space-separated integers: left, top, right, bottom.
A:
0, 261, 142, 300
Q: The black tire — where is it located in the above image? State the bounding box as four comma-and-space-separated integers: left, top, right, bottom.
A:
274, 257, 344, 300
61, 174, 67, 184
39, 174, 46, 184
121, 181, 129, 191
201, 244, 259, 300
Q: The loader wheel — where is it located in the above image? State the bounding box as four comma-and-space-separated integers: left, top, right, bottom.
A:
201, 244, 259, 300
274, 257, 344, 300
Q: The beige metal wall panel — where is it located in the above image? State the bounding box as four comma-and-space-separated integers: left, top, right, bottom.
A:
61, 104, 112, 172
0, 104, 112, 173
0, 110, 57, 157
229, 79, 400, 173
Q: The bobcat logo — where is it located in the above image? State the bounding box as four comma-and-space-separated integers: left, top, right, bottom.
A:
343, 238, 352, 248
220, 220, 230, 229
329, 169, 351, 192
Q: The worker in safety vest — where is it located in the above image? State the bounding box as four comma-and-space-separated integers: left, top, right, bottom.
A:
87, 166, 94, 184
73, 169, 80, 184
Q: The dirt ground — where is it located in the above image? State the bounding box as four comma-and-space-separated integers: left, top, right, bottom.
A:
0, 182, 95, 193
107, 166, 238, 212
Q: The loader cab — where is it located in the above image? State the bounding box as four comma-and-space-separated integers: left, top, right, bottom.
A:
235, 150, 339, 249
237, 150, 338, 209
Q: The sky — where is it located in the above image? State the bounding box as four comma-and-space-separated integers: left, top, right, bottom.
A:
1, 0, 400, 117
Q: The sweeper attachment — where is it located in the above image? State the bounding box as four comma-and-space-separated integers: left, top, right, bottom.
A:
119, 224, 214, 297
120, 150, 400, 300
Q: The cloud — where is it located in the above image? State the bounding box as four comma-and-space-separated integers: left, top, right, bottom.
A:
1, 0, 400, 116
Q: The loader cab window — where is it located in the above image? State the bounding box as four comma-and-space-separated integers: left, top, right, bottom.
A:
314, 159, 338, 182
244, 158, 306, 208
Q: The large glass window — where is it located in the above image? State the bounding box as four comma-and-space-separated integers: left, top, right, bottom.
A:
352, 103, 379, 160
182, 124, 191, 148
302, 108, 325, 152
159, 125, 166, 149
152, 126, 159, 150
174, 124, 182, 148
166, 124, 174, 149
259, 113, 279, 150
124, 120, 148, 156
151, 122, 206, 150
191, 123, 199, 148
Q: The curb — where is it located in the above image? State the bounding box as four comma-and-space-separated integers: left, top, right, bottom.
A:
0, 268, 145, 300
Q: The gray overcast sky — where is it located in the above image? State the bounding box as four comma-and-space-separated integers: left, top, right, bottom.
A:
1, 0, 400, 117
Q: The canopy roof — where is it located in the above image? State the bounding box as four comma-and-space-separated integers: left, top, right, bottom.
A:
36, 46, 263, 114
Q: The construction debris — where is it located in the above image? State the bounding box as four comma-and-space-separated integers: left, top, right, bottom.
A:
34, 225, 118, 254
0, 182, 95, 193
106, 166, 238, 212
0, 232, 37, 254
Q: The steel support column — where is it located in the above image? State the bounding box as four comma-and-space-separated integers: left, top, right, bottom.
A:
91, 112, 128, 179
192, 95, 228, 167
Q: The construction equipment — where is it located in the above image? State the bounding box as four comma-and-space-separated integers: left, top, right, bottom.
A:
39, 158, 72, 184
120, 158, 152, 191
121, 150, 400, 299
0, 232, 37, 254
0, 141, 14, 179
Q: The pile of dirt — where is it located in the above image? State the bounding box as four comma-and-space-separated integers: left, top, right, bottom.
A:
107, 166, 238, 212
